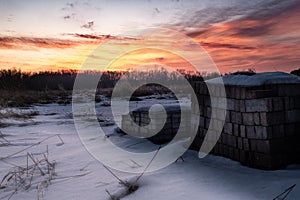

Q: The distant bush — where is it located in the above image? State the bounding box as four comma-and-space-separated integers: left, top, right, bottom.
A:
291, 68, 300, 77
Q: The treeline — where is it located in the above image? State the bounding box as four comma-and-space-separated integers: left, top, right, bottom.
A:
291, 68, 300, 77
0, 68, 206, 91
2, 68, 299, 91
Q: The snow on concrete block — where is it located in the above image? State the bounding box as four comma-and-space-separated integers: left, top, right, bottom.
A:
207, 72, 300, 86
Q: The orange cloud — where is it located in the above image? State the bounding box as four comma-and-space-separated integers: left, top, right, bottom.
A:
176, 1, 300, 73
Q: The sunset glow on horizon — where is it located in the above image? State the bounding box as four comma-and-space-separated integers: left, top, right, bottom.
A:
1, 0, 300, 74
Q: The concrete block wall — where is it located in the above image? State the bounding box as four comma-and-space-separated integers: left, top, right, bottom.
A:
191, 82, 300, 169
122, 105, 191, 144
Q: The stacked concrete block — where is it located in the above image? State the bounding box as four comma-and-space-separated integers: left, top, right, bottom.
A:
191, 81, 300, 169
121, 105, 191, 144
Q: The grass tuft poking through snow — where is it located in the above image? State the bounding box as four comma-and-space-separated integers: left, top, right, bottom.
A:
104, 146, 161, 200
0, 147, 56, 200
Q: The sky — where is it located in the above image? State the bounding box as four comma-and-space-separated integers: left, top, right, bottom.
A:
0, 0, 299, 73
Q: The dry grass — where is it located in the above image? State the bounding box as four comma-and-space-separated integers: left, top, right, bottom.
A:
0, 147, 56, 200
0, 135, 64, 199
0, 131, 10, 146
0, 109, 39, 119
0, 90, 72, 107
104, 146, 161, 200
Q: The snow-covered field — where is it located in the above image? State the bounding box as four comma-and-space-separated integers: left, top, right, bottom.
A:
0, 95, 300, 200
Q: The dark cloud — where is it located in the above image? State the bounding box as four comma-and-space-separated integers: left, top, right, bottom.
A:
0, 34, 137, 51
62, 2, 75, 10
81, 21, 94, 29
69, 33, 139, 41
200, 42, 256, 50
0, 36, 83, 50
66, 3, 74, 8
72, 33, 110, 40
241, 0, 297, 20
177, 0, 299, 38
233, 23, 275, 37
63, 15, 71, 20
63, 13, 76, 20
186, 29, 209, 38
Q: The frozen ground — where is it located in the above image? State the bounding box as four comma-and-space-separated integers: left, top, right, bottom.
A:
0, 94, 300, 200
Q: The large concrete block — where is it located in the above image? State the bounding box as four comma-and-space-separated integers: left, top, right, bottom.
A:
286, 109, 300, 123
249, 152, 287, 169
223, 122, 233, 135
228, 146, 234, 158
278, 84, 300, 96
272, 125, 285, 138
243, 138, 250, 151
211, 119, 224, 131
254, 113, 260, 125
255, 126, 269, 140
234, 87, 241, 99
236, 112, 242, 124
295, 96, 300, 109
226, 98, 235, 110
237, 137, 243, 149
205, 117, 210, 129
231, 111, 242, 124
239, 150, 249, 164
204, 96, 211, 107
246, 126, 256, 138
234, 99, 241, 112
240, 125, 246, 138
245, 99, 272, 112
284, 123, 296, 136
250, 139, 257, 151
227, 134, 237, 147
243, 113, 254, 126
234, 149, 240, 161
260, 112, 285, 126
272, 97, 284, 111
204, 106, 211, 118
255, 139, 285, 154
233, 124, 239, 136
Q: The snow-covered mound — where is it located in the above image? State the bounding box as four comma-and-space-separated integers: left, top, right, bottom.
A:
206, 72, 300, 86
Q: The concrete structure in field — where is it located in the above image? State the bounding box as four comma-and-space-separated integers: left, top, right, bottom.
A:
121, 72, 300, 169
191, 72, 300, 169
122, 105, 191, 144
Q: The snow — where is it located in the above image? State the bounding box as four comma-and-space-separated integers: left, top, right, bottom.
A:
0, 96, 300, 200
132, 104, 190, 113
207, 72, 300, 86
